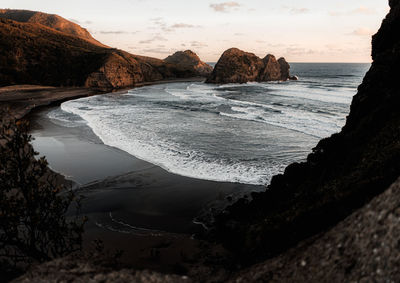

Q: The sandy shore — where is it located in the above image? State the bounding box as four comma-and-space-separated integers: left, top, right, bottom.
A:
0, 78, 205, 119
2, 83, 259, 272
0, 85, 104, 119
29, 106, 262, 232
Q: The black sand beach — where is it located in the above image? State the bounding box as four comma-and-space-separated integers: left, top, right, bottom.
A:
27, 106, 263, 267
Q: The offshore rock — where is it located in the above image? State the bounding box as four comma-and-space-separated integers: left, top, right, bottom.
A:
164, 50, 213, 77
206, 48, 294, 84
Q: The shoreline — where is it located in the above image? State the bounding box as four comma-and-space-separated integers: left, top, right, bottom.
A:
0, 77, 206, 119
6, 82, 262, 272
29, 106, 263, 233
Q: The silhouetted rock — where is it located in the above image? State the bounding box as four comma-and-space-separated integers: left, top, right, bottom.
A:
231, 177, 400, 282
12, 257, 191, 283
210, 0, 400, 265
206, 48, 294, 84
165, 50, 213, 77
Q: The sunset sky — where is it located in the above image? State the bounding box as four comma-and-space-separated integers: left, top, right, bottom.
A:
2, 0, 389, 62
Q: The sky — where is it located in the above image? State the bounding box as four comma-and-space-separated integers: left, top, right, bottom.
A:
2, 0, 390, 62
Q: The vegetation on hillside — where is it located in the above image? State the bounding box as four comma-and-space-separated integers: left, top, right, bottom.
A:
0, 115, 85, 279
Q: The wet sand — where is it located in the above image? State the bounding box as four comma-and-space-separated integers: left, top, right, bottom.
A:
29, 107, 262, 233
1, 84, 256, 272
28, 106, 263, 269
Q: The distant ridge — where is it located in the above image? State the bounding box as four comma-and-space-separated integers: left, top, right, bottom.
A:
0, 9, 106, 47
0, 10, 211, 88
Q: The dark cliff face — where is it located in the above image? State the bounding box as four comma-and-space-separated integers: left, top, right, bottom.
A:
164, 50, 213, 77
210, 0, 400, 263
206, 48, 293, 84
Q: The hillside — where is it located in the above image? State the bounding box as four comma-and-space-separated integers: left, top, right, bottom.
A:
0, 9, 105, 47
0, 18, 108, 87
0, 14, 210, 88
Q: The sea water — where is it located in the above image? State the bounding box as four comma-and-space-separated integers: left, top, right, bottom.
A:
48, 63, 369, 185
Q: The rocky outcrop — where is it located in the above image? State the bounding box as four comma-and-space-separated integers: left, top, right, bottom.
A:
210, 0, 400, 264
11, 177, 400, 282
0, 9, 106, 47
230, 177, 400, 282
12, 257, 191, 283
206, 48, 295, 84
0, 13, 210, 89
165, 50, 213, 77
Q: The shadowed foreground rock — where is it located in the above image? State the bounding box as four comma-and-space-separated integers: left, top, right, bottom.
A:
206, 48, 296, 84
230, 177, 400, 282
13, 257, 191, 283
11, 178, 400, 282
211, 0, 400, 264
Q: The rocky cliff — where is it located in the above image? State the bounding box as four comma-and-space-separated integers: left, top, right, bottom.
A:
0, 11, 210, 89
206, 48, 295, 84
165, 50, 213, 77
0, 18, 107, 87
210, 0, 400, 264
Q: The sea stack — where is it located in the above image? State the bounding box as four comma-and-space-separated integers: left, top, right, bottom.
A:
164, 50, 213, 77
206, 48, 296, 84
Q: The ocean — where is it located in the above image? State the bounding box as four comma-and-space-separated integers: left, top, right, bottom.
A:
47, 63, 370, 186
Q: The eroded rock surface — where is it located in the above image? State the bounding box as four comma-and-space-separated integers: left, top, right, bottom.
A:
165, 50, 213, 77
206, 48, 294, 84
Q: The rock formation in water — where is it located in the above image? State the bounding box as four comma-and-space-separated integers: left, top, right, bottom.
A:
210, 0, 400, 264
206, 48, 296, 84
164, 50, 213, 77
0, 10, 210, 89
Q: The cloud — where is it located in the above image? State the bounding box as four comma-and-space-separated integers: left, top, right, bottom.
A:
328, 11, 341, 16
98, 30, 129, 35
210, 2, 240, 13
190, 41, 208, 48
141, 48, 172, 54
139, 34, 168, 44
149, 18, 200, 32
285, 47, 318, 56
330, 6, 376, 16
288, 7, 309, 14
351, 6, 376, 15
171, 23, 199, 29
350, 28, 374, 36
70, 19, 93, 25
282, 5, 309, 14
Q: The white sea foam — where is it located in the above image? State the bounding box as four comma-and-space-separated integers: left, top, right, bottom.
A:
57, 70, 360, 186
60, 96, 287, 185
